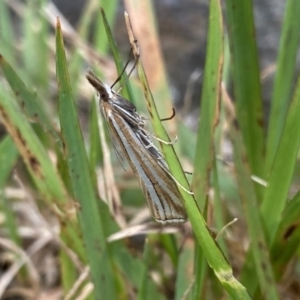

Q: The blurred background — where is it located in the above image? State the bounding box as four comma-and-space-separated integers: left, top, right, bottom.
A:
52, 0, 286, 122
4, 0, 288, 124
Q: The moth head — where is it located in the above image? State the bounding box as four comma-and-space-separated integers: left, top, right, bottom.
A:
86, 69, 111, 102
100, 84, 113, 101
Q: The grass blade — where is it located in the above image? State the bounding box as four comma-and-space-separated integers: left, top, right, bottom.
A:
271, 191, 300, 279
95, 0, 119, 54
261, 74, 300, 244
265, 0, 300, 172
0, 84, 86, 287
224, 0, 265, 199
0, 135, 21, 249
224, 93, 279, 299
124, 0, 176, 136
100, 8, 135, 103
22, 0, 49, 89
125, 10, 251, 300
137, 238, 167, 300
0, 55, 61, 146
0, 87, 67, 204
55, 18, 117, 299
241, 69, 300, 295
0, 0, 14, 64
190, 0, 223, 297
0, 135, 18, 188
174, 239, 194, 300
191, 0, 223, 210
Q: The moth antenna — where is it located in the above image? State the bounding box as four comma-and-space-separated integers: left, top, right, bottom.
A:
111, 49, 132, 88
111, 46, 139, 92
115, 56, 139, 94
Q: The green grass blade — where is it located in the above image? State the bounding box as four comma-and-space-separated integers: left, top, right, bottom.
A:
177, 122, 197, 161
241, 71, 300, 295
100, 8, 135, 103
22, 0, 49, 89
0, 135, 18, 188
225, 103, 279, 299
174, 240, 194, 300
55, 18, 117, 299
137, 49, 252, 300
0, 0, 15, 64
190, 242, 207, 299
137, 238, 152, 300
160, 234, 178, 267
224, 0, 265, 197
0, 85, 86, 273
124, 0, 176, 137
0, 135, 21, 248
265, 0, 300, 172
0, 88, 67, 203
60, 249, 78, 295
0, 55, 61, 146
261, 74, 300, 245
190, 0, 223, 297
271, 191, 300, 279
191, 0, 223, 210
67, 0, 98, 98
137, 238, 167, 300
89, 98, 103, 171
212, 159, 228, 256
125, 9, 251, 299
95, 0, 119, 54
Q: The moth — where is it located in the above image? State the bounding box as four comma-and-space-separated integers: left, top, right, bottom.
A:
86, 70, 187, 224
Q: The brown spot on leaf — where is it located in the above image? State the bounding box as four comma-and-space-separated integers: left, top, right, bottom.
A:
0, 104, 8, 120
16, 129, 26, 146
283, 224, 297, 240
144, 88, 149, 101
29, 155, 41, 172
0, 105, 43, 178
94, 242, 103, 253
61, 139, 67, 154
56, 17, 62, 29
148, 109, 153, 119
258, 240, 264, 250
257, 117, 264, 128
242, 154, 248, 164
233, 118, 239, 130
60, 219, 67, 228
